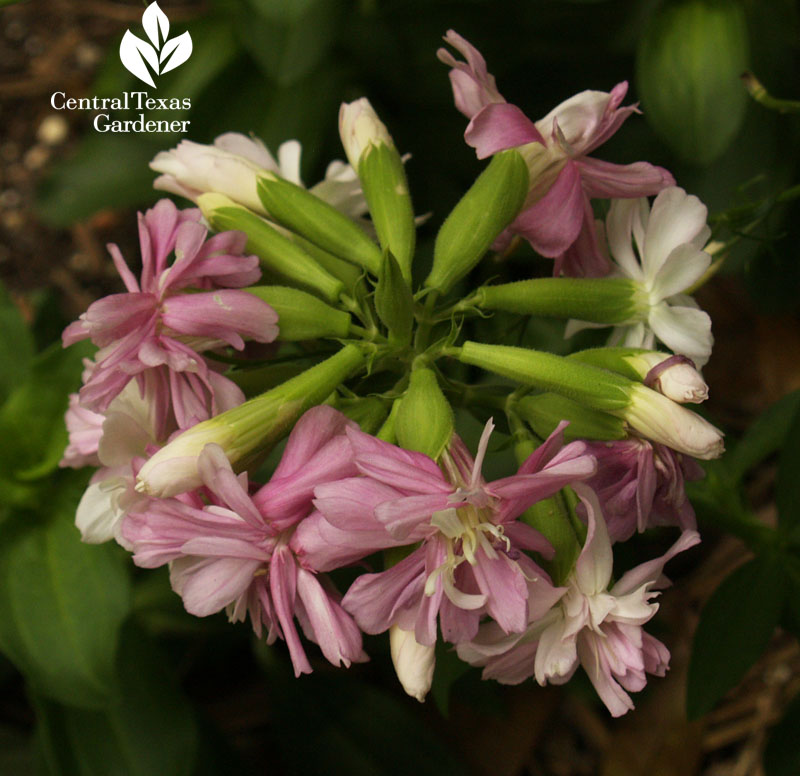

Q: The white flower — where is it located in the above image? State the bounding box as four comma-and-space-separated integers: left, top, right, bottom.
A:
568, 187, 713, 367
150, 133, 367, 220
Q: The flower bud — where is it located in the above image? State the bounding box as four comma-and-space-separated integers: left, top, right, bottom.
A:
340, 99, 416, 279
623, 383, 723, 459
150, 139, 267, 214
570, 349, 709, 404
644, 355, 709, 404
425, 150, 528, 294
257, 174, 383, 276
396, 368, 454, 459
339, 97, 396, 170
475, 277, 644, 322
517, 393, 627, 442
245, 286, 352, 341
198, 193, 344, 303
136, 345, 365, 497
389, 625, 435, 703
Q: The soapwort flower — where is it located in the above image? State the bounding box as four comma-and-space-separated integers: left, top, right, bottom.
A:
438, 30, 674, 273
567, 187, 714, 366
151, 133, 368, 222
457, 486, 700, 716
122, 406, 366, 676
62, 199, 278, 424
299, 420, 596, 647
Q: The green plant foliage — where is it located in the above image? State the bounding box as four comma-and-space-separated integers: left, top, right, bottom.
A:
725, 389, 800, 482
0, 474, 131, 708
687, 556, 786, 719
256, 646, 467, 776
763, 690, 800, 776
0, 281, 35, 404
636, 0, 750, 164
33, 623, 198, 776
776, 396, 800, 533
0, 341, 92, 508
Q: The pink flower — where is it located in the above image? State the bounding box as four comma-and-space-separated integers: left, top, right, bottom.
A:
457, 486, 700, 717
298, 420, 596, 647
437, 31, 674, 274
121, 406, 366, 676
61, 391, 104, 468
63, 199, 278, 421
582, 439, 703, 542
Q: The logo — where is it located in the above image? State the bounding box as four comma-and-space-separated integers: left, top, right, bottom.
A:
120, 2, 193, 89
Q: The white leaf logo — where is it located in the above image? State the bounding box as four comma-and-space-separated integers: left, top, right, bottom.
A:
119, 2, 192, 88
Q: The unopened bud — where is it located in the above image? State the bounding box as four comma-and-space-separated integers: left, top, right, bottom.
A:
624, 383, 723, 459
426, 150, 528, 294
245, 286, 352, 341
389, 625, 435, 703
198, 193, 344, 303
136, 345, 365, 497
396, 368, 454, 459
257, 174, 383, 276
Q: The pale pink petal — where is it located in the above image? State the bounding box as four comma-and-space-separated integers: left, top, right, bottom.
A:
465, 102, 545, 159
342, 548, 427, 635
554, 196, 613, 278
161, 290, 279, 349
578, 157, 675, 199
509, 161, 585, 257
171, 555, 262, 617
611, 529, 700, 597
295, 568, 366, 667
436, 30, 506, 118
270, 547, 312, 676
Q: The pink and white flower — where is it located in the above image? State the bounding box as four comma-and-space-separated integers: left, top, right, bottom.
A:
122, 406, 366, 676
457, 486, 700, 716
582, 439, 703, 542
437, 31, 674, 273
298, 420, 596, 647
151, 133, 368, 222
567, 188, 714, 366
62, 199, 277, 423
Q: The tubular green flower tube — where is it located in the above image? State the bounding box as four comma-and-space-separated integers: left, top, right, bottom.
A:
458, 341, 632, 412
245, 286, 352, 341
136, 345, 366, 497
425, 150, 528, 295
516, 393, 627, 442
198, 193, 344, 303
475, 277, 644, 322
457, 341, 723, 458
257, 173, 383, 276
340, 99, 416, 280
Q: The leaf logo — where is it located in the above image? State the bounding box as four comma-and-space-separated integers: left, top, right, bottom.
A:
119, 2, 192, 88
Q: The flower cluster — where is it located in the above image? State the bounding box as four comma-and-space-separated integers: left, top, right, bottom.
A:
61, 30, 724, 718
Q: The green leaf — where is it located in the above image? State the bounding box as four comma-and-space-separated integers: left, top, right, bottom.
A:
237, 0, 341, 85
636, 0, 750, 164
764, 690, 800, 776
0, 281, 35, 403
687, 556, 786, 719
256, 647, 467, 776
0, 341, 91, 490
776, 396, 800, 532
0, 476, 131, 708
36, 134, 160, 227
726, 390, 800, 481
33, 623, 197, 776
